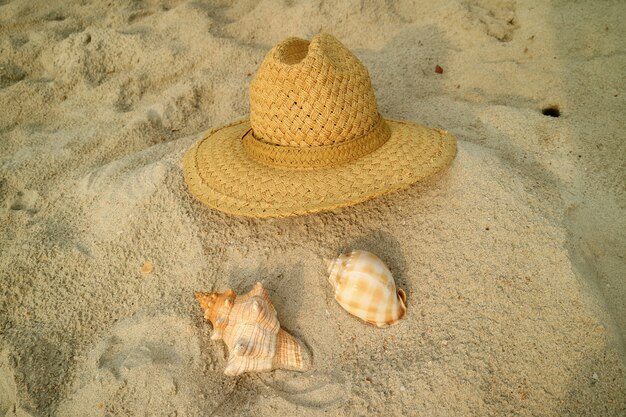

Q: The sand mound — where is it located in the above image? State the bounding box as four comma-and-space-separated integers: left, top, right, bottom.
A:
1, 0, 625, 416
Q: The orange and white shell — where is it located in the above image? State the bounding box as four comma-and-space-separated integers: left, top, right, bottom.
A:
195, 282, 311, 376
326, 250, 407, 328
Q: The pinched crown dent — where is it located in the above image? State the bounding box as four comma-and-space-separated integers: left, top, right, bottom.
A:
273, 37, 310, 65
249, 33, 380, 148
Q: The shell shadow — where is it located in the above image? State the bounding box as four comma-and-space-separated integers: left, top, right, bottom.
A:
225, 261, 309, 341
255, 369, 349, 410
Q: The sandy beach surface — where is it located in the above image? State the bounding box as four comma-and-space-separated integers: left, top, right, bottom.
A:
1, 0, 625, 416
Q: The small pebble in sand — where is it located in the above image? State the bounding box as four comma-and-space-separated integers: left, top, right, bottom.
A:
435, 65, 444, 74
592, 372, 599, 380
140, 261, 154, 274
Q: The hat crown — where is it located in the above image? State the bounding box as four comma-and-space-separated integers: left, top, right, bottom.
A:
250, 33, 380, 148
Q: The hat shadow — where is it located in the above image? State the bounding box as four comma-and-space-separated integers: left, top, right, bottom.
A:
356, 25, 457, 124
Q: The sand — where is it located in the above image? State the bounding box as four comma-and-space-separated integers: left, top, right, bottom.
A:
1, 0, 625, 416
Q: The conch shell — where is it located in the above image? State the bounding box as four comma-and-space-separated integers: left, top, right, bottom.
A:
326, 250, 407, 328
195, 282, 311, 376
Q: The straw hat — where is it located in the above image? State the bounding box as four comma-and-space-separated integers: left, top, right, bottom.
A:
182, 33, 456, 218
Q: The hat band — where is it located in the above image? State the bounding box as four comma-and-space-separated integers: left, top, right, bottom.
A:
242, 116, 391, 169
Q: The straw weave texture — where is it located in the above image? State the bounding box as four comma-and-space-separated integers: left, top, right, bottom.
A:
250, 34, 379, 148
181, 33, 457, 218
242, 116, 391, 168
183, 119, 456, 217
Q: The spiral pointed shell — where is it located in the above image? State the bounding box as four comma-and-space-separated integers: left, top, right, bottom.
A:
327, 250, 407, 328
195, 282, 311, 376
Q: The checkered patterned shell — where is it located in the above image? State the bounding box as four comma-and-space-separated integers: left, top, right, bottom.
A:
327, 250, 406, 328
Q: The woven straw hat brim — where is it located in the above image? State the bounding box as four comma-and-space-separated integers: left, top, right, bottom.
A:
182, 118, 457, 218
